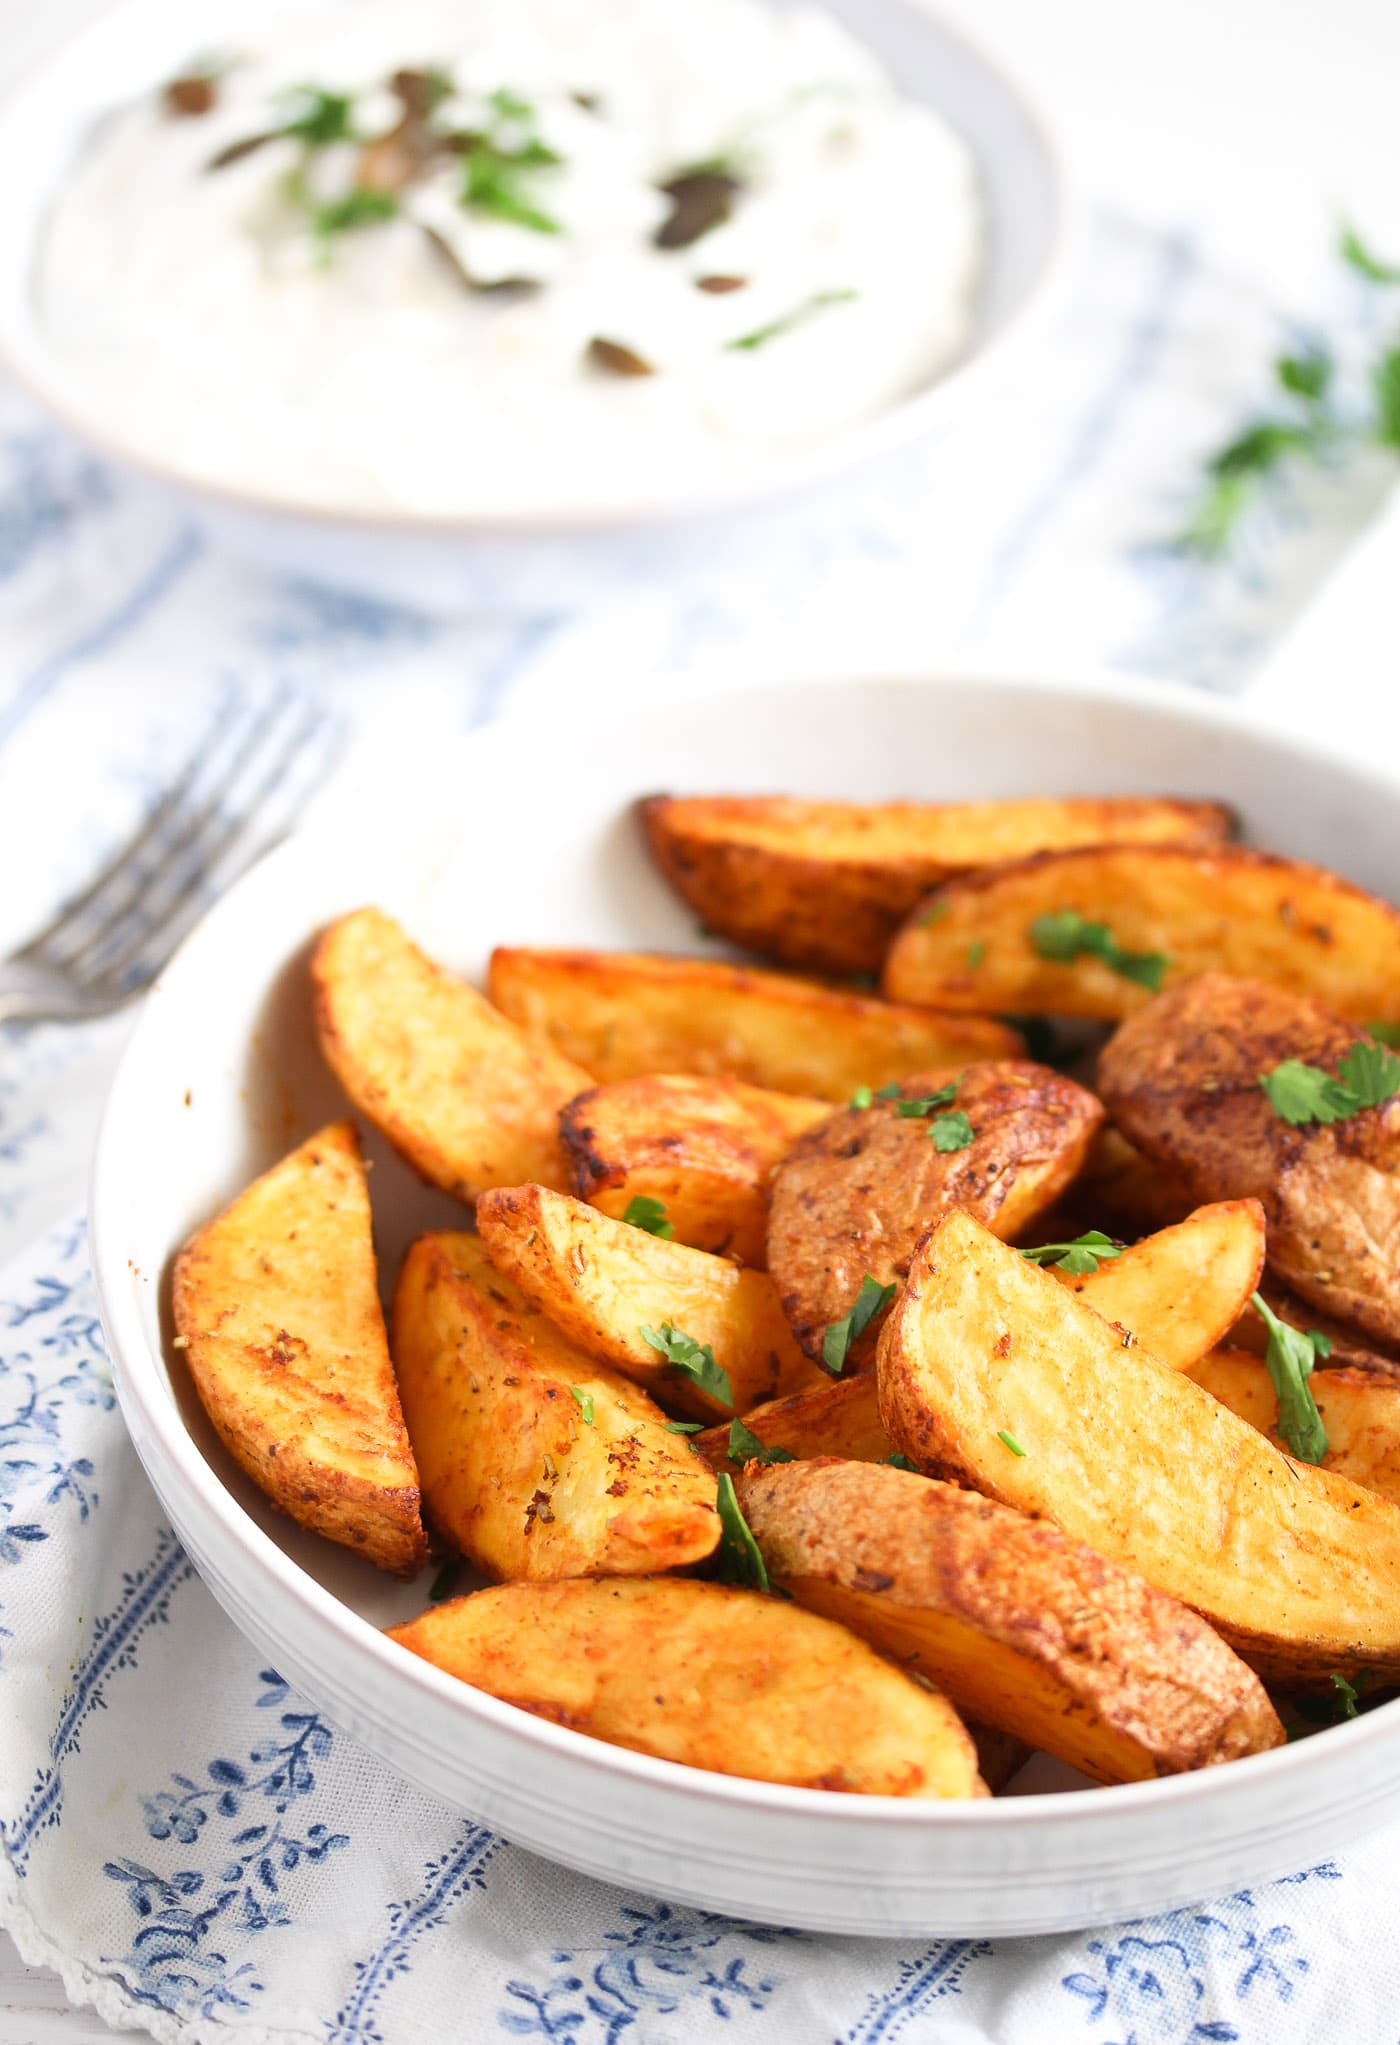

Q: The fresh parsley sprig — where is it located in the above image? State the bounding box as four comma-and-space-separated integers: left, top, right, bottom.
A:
1251, 1292, 1329, 1464
1260, 1037, 1400, 1127
822, 1274, 897, 1373
714, 1473, 768, 1589
893, 1083, 959, 1119
1021, 1231, 1125, 1275
639, 1322, 733, 1408
726, 1418, 794, 1466
1029, 910, 1170, 992
570, 1386, 595, 1426
929, 1110, 974, 1153
312, 187, 398, 241
621, 1194, 675, 1239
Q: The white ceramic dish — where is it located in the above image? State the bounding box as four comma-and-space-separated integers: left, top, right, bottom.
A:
0, 0, 1069, 612
90, 672, 1400, 1939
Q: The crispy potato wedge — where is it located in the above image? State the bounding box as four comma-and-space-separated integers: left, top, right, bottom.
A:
1189, 1349, 1400, 1504
488, 947, 1021, 1101
696, 1374, 892, 1472
883, 845, 1400, 1021
641, 793, 1234, 976
391, 1232, 718, 1580
1099, 975, 1400, 1350
1051, 1199, 1267, 1371
313, 908, 590, 1201
172, 1121, 427, 1577
737, 1460, 1283, 1782
476, 1183, 823, 1420
768, 1063, 1103, 1365
559, 1074, 829, 1266
878, 1209, 1400, 1683
388, 1576, 985, 1796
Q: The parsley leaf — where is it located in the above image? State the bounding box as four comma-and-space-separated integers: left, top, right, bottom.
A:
428, 1558, 460, 1601
462, 147, 561, 233
715, 1473, 768, 1589
280, 85, 357, 146
873, 1082, 903, 1102
850, 1085, 873, 1110
929, 1110, 975, 1152
997, 1429, 1027, 1457
1275, 347, 1334, 402
1028, 910, 1170, 992
894, 1082, 959, 1119
920, 900, 950, 927
1291, 1670, 1370, 1727
1021, 1231, 1124, 1275
1341, 225, 1400, 285
726, 288, 859, 352
726, 1418, 794, 1466
621, 1194, 675, 1239
1368, 1020, 1400, 1048
885, 1451, 917, 1471
966, 940, 986, 969
821, 1274, 897, 1373
665, 1420, 705, 1434
1332, 1671, 1364, 1718
639, 1322, 733, 1408
570, 1386, 595, 1426
312, 187, 397, 239
1260, 1038, 1400, 1126
1251, 1291, 1328, 1464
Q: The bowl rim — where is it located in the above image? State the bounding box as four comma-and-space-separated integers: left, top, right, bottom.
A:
0, 0, 1077, 538
88, 665, 1400, 1835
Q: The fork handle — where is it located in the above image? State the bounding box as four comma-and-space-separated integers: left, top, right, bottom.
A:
0, 958, 129, 1026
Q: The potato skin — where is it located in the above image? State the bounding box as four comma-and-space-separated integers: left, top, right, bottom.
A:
737, 1459, 1283, 1782
1098, 974, 1400, 1349
884, 844, 1400, 1021
475, 1182, 823, 1420
391, 1232, 719, 1580
641, 793, 1233, 977
1190, 1349, 1400, 1507
768, 1062, 1103, 1365
696, 1374, 891, 1472
559, 1074, 829, 1266
878, 1208, 1400, 1684
488, 947, 1022, 1101
1054, 1199, 1267, 1371
313, 908, 590, 1201
172, 1121, 427, 1577
388, 1575, 986, 1797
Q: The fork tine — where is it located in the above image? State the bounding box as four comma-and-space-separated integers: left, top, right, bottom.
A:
80, 699, 331, 995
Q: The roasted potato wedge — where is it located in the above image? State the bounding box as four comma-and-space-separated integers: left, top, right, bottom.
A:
1051, 1199, 1267, 1371
475, 1183, 823, 1421
559, 1073, 829, 1266
641, 793, 1234, 976
391, 1232, 718, 1580
768, 1062, 1103, 1365
878, 1208, 1400, 1683
388, 1576, 985, 1796
172, 1121, 427, 1577
1099, 975, 1400, 1350
883, 845, 1400, 1021
696, 1374, 891, 1471
1190, 1350, 1400, 1507
737, 1460, 1283, 1782
488, 947, 1021, 1101
314, 908, 590, 1200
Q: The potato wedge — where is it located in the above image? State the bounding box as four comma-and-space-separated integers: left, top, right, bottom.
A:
641, 793, 1234, 976
695, 1374, 891, 1472
1190, 1350, 1400, 1507
768, 1062, 1103, 1365
476, 1183, 823, 1420
391, 1232, 718, 1580
1099, 975, 1400, 1350
1050, 1199, 1267, 1371
314, 908, 590, 1200
737, 1460, 1283, 1782
878, 1208, 1400, 1683
388, 1576, 985, 1796
559, 1074, 829, 1266
488, 947, 1021, 1101
883, 845, 1400, 1021
172, 1121, 427, 1577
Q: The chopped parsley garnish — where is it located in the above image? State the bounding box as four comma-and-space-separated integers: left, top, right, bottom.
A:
1291, 1670, 1371, 1726
1368, 1020, 1400, 1048
1021, 1231, 1125, 1275
726, 288, 860, 352
894, 1082, 959, 1119
1331, 1671, 1364, 1718
1251, 1291, 1329, 1464
929, 1110, 975, 1153
621, 1194, 675, 1239
920, 900, 950, 927
1028, 910, 1170, 992
966, 940, 986, 969
665, 1420, 705, 1434
873, 1082, 903, 1102
312, 187, 398, 240
821, 1274, 897, 1373
428, 1558, 460, 1601
885, 1451, 917, 1471
997, 1429, 1027, 1457
715, 1473, 768, 1590
726, 1418, 794, 1466
570, 1386, 595, 1426
462, 145, 561, 233
487, 86, 535, 124
1341, 226, 1400, 286
849, 1084, 874, 1110
639, 1322, 733, 1408
280, 85, 358, 146
1260, 1038, 1400, 1127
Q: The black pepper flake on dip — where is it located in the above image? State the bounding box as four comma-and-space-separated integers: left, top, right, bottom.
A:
165, 75, 219, 118
587, 336, 656, 378
654, 168, 741, 250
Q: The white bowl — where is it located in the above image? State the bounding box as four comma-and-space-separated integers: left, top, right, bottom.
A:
90, 671, 1400, 1939
0, 0, 1069, 612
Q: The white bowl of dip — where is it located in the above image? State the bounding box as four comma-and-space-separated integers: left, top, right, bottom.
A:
0, 0, 1069, 611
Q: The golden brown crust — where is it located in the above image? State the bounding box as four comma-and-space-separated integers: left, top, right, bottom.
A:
767, 1062, 1103, 1364
1190, 1348, 1400, 1506
1053, 1198, 1267, 1371
737, 1459, 1284, 1782
172, 1120, 428, 1577
694, 1373, 892, 1472
1098, 974, 1400, 1349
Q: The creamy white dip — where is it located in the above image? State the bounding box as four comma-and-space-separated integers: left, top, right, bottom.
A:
37, 0, 981, 516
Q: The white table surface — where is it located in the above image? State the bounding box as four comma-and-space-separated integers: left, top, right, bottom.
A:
2, 0, 1398, 2035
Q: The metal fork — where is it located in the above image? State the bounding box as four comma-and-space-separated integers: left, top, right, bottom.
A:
0, 689, 333, 1026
